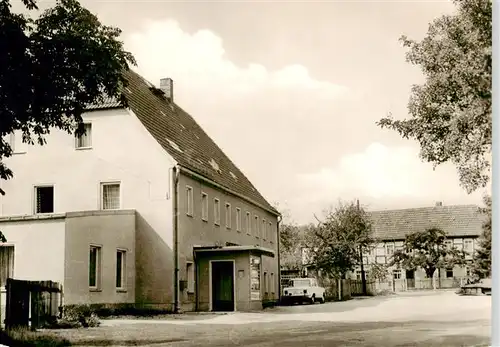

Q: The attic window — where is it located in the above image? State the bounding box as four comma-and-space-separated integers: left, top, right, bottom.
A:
166, 139, 183, 153
209, 158, 221, 173
229, 171, 238, 181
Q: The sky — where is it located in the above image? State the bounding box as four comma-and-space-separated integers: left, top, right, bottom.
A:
28, 0, 488, 224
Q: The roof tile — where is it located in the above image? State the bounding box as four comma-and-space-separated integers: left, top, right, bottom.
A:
368, 204, 486, 240
121, 70, 277, 214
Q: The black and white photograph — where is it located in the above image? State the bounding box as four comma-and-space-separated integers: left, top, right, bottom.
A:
0, 0, 494, 346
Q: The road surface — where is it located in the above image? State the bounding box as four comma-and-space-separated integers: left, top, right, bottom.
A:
54, 291, 491, 346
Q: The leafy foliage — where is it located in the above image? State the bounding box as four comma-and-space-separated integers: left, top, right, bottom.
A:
279, 222, 304, 270
0, 0, 135, 189
62, 304, 101, 328
377, 0, 492, 194
304, 200, 375, 278
471, 195, 491, 280
389, 228, 467, 279
276, 207, 306, 270
367, 262, 389, 282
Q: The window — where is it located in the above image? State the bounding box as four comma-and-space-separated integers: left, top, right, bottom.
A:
7, 131, 26, 154
268, 222, 273, 243
35, 186, 54, 214
376, 256, 386, 264
386, 243, 395, 256
393, 269, 401, 279
453, 239, 463, 251
363, 256, 368, 265
186, 186, 193, 217
444, 239, 453, 250
201, 193, 208, 221
464, 239, 473, 253
262, 219, 266, 239
214, 199, 220, 225
246, 212, 251, 234
187, 262, 195, 293
254, 216, 259, 237
446, 268, 454, 278
116, 250, 126, 289
89, 245, 102, 289
376, 245, 385, 256
236, 208, 242, 231
0, 246, 14, 288
8, 132, 15, 152
225, 203, 231, 228
75, 123, 92, 149
101, 182, 120, 210
356, 270, 362, 280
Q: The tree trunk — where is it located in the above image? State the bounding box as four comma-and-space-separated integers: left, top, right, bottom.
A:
337, 278, 342, 301
426, 268, 436, 290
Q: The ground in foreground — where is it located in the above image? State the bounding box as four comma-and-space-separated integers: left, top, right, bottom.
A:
51, 291, 491, 347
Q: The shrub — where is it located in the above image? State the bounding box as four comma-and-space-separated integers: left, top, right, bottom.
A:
61, 305, 101, 328
374, 289, 396, 296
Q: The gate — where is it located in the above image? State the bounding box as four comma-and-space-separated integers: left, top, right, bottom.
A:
5, 279, 62, 329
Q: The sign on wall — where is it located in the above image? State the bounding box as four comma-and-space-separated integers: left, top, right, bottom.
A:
250, 255, 261, 301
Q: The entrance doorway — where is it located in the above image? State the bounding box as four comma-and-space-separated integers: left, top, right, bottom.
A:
210, 261, 235, 312
406, 270, 415, 289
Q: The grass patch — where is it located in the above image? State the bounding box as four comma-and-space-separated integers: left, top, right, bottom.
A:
0, 327, 71, 347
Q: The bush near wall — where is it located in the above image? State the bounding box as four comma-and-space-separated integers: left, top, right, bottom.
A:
63, 303, 176, 319
46, 305, 101, 329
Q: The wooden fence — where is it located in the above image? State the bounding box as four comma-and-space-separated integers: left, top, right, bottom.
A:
5, 279, 62, 329
280, 272, 469, 303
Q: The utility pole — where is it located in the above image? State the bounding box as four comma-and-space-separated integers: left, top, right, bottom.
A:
357, 199, 367, 296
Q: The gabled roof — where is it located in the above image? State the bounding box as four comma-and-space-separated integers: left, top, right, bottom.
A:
368, 204, 486, 240
101, 70, 277, 215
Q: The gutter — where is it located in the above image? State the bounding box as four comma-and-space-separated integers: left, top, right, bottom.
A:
178, 165, 279, 217
172, 166, 181, 313
277, 214, 282, 304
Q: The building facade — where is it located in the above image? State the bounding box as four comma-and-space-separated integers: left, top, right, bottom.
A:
352, 203, 486, 291
0, 70, 280, 313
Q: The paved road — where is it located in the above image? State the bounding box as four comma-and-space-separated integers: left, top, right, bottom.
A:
55, 291, 491, 347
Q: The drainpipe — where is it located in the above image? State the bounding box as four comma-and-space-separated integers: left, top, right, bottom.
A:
173, 166, 180, 313
277, 214, 282, 304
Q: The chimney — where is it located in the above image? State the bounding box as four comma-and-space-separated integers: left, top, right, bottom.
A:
160, 78, 173, 101
435, 201, 443, 207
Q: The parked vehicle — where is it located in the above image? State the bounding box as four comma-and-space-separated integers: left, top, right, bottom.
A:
457, 278, 491, 296
281, 278, 325, 305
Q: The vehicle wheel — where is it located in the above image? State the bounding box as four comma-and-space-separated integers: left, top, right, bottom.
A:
319, 295, 325, 304
311, 295, 316, 304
